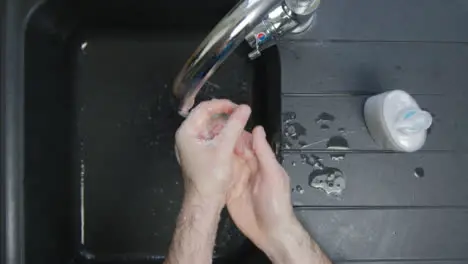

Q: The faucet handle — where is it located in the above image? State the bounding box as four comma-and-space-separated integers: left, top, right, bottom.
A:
245, 21, 278, 60
245, 24, 276, 60
245, 3, 299, 60
245, 2, 319, 60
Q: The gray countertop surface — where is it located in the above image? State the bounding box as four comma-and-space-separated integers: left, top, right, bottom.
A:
279, 0, 468, 262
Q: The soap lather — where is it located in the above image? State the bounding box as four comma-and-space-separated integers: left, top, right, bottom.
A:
364, 90, 433, 152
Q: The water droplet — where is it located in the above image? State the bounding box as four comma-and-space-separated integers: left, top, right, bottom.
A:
80, 42, 88, 51
291, 161, 296, 166
284, 122, 306, 140
327, 136, 349, 150
300, 154, 324, 169
414, 167, 424, 178
300, 154, 312, 165
295, 185, 304, 194
315, 112, 335, 124
285, 124, 296, 137
282, 138, 293, 149
80, 159, 86, 178
148, 116, 152, 120
338, 128, 346, 133
330, 153, 345, 161
320, 124, 330, 130
279, 156, 285, 165
282, 111, 297, 122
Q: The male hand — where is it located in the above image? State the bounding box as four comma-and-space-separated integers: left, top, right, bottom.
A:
227, 126, 297, 252
227, 126, 331, 264
166, 99, 252, 264
175, 99, 251, 205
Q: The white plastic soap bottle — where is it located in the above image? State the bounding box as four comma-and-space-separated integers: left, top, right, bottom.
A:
364, 90, 432, 152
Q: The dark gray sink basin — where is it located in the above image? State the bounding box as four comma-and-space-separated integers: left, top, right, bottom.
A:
5, 0, 281, 263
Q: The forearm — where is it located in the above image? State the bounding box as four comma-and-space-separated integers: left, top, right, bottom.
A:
164, 190, 223, 264
266, 220, 331, 264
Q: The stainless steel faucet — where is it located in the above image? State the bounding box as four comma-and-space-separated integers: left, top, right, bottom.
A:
173, 0, 321, 115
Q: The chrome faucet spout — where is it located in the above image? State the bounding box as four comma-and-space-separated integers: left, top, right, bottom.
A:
173, 0, 320, 116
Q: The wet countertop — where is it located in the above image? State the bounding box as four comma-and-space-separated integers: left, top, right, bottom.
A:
279, 0, 468, 263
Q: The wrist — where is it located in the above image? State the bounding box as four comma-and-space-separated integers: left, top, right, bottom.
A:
166, 184, 225, 264
264, 220, 314, 264
183, 178, 227, 206
183, 186, 224, 214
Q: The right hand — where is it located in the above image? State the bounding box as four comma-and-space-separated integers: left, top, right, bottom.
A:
227, 126, 301, 256
175, 99, 251, 206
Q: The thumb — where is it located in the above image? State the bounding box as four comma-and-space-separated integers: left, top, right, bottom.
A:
219, 105, 251, 151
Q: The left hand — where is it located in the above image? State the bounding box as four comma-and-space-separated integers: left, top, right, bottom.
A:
227, 126, 297, 257
175, 99, 252, 205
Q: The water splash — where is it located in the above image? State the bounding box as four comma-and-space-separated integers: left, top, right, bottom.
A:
80, 158, 86, 244
326, 136, 349, 150
327, 136, 348, 161
284, 122, 307, 140
414, 167, 425, 178
315, 112, 335, 124
300, 153, 322, 168
282, 138, 293, 149
330, 153, 345, 161
309, 168, 346, 196
295, 185, 305, 194
282, 111, 297, 121
81, 42, 88, 51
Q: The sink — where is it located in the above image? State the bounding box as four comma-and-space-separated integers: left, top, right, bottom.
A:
20, 0, 281, 263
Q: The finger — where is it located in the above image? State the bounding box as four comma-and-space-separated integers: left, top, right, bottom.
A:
234, 131, 253, 156
219, 105, 251, 151
252, 126, 283, 176
244, 148, 258, 174
244, 131, 253, 150
228, 162, 251, 201
182, 99, 237, 134
235, 133, 257, 173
